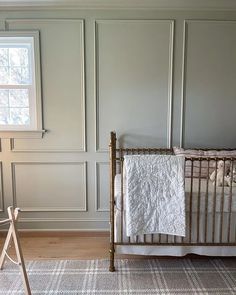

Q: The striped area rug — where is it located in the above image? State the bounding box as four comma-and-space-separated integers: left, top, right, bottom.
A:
0, 258, 236, 294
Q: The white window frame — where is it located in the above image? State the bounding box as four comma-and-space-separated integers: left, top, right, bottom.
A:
0, 31, 44, 139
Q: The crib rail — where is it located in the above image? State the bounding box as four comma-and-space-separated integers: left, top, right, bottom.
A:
109, 131, 236, 271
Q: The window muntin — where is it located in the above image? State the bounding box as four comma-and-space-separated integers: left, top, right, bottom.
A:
0, 35, 39, 131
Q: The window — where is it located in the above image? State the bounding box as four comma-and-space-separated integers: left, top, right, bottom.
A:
0, 31, 44, 138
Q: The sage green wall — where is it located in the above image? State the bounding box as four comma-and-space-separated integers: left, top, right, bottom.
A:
0, 9, 236, 230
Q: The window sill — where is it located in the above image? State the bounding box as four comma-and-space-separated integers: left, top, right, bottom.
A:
0, 130, 46, 139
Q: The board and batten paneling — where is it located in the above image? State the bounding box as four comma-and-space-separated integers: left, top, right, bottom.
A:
181, 20, 236, 148
95, 20, 174, 151
11, 162, 87, 212
6, 19, 86, 152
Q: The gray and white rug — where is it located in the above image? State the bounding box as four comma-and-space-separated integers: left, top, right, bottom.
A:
0, 258, 236, 294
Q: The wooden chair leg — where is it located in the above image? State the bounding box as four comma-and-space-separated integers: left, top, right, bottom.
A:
0, 207, 31, 295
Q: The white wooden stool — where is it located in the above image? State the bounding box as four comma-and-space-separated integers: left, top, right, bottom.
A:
0, 206, 31, 295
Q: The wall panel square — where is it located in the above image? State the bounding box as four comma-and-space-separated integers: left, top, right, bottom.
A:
182, 21, 236, 148
12, 162, 87, 211
95, 20, 174, 151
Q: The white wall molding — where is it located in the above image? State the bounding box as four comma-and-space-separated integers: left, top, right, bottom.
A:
11, 161, 87, 212
1, 0, 236, 11
180, 20, 187, 148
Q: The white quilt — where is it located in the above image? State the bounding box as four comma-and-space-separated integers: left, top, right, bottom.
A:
124, 155, 185, 237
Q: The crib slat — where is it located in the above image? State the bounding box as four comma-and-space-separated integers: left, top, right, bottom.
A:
121, 156, 124, 243
212, 159, 218, 243
219, 160, 226, 243
197, 160, 202, 243
227, 160, 234, 242
165, 234, 168, 243
174, 235, 176, 244
189, 160, 194, 243
204, 160, 210, 243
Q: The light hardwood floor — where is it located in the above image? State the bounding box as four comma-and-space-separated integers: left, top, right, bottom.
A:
0, 232, 111, 260
0, 231, 203, 261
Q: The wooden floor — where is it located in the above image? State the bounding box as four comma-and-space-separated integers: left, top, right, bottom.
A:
0, 231, 208, 261
0, 232, 112, 260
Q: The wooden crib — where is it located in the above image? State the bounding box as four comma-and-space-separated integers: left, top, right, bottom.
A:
109, 132, 236, 271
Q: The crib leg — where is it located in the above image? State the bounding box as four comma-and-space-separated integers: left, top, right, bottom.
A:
109, 248, 115, 272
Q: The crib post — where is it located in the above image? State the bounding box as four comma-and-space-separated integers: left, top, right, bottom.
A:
109, 131, 116, 272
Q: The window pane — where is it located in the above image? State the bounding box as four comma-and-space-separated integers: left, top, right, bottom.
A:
0, 48, 8, 66
0, 104, 30, 125
10, 107, 30, 125
10, 66, 30, 85
0, 108, 9, 124
9, 48, 29, 67
9, 89, 29, 107
0, 47, 30, 85
0, 90, 9, 107
21, 67, 30, 84
0, 67, 9, 84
